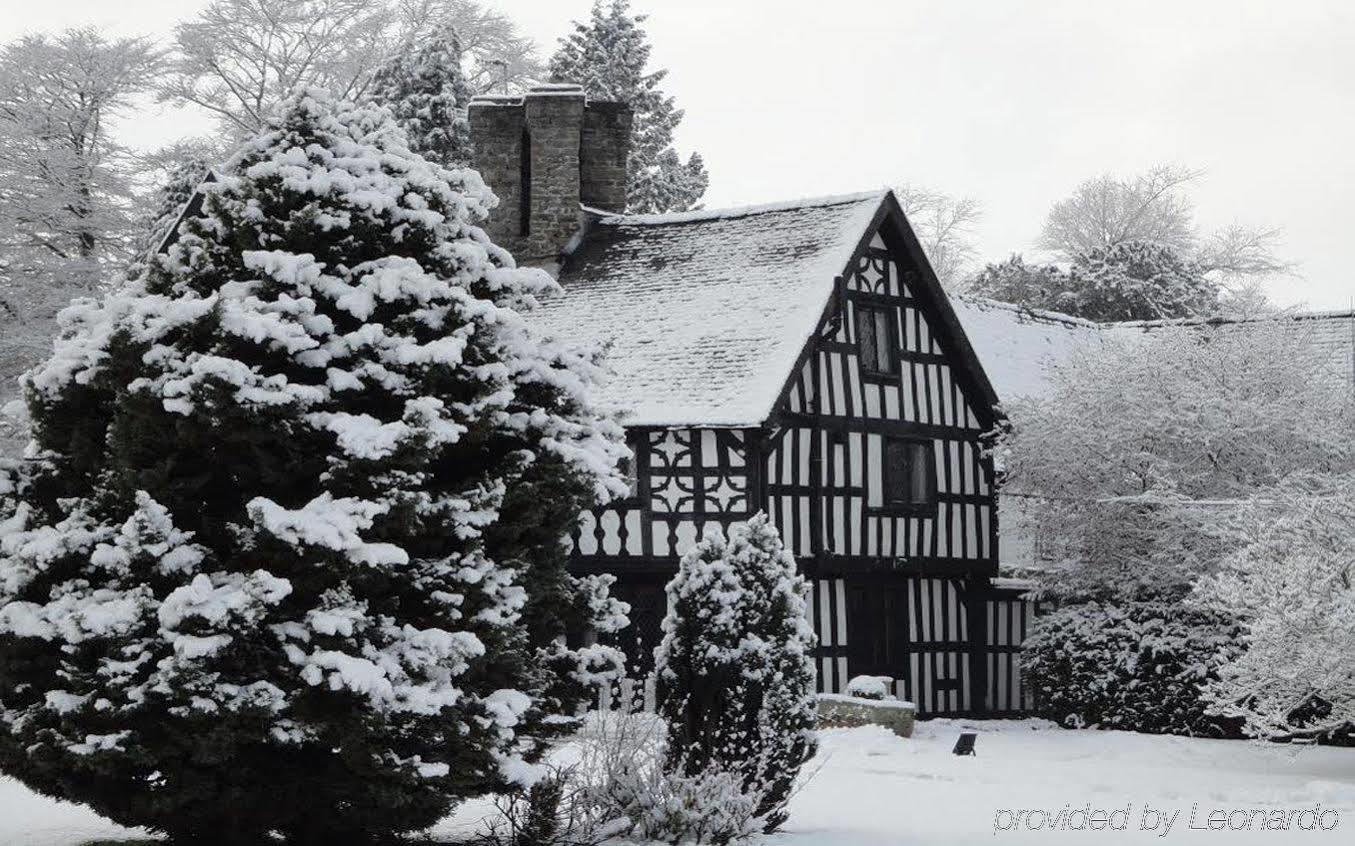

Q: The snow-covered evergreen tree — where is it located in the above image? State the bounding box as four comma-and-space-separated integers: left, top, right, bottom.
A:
0, 88, 627, 843
367, 23, 474, 169
966, 255, 1070, 310
1197, 475, 1355, 741
1065, 240, 1220, 321
653, 513, 816, 832
968, 243, 1219, 321
549, 0, 708, 214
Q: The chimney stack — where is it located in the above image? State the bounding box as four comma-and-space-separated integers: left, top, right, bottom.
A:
469, 84, 632, 266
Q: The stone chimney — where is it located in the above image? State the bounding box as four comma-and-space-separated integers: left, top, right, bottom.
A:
469, 83, 632, 266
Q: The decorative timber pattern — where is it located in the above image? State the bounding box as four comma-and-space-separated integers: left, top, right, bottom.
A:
574, 428, 754, 567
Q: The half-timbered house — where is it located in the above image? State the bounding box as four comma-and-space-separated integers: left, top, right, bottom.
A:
535, 193, 1039, 715
459, 85, 1039, 716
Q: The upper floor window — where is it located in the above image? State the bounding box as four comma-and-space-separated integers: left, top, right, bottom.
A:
855, 303, 897, 376
883, 438, 935, 511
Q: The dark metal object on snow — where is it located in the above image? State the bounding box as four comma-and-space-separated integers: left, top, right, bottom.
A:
953, 732, 977, 756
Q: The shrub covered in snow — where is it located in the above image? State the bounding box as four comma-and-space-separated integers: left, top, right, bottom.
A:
844, 675, 893, 701
654, 513, 817, 833
0, 88, 629, 843
474, 710, 763, 846
997, 318, 1355, 605
1021, 601, 1244, 737
1197, 476, 1355, 741
969, 242, 1220, 322
604, 757, 763, 845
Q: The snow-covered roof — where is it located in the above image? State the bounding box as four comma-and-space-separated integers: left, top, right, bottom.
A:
949, 296, 1105, 403
1120, 309, 1355, 386
533, 191, 888, 426
951, 297, 1355, 403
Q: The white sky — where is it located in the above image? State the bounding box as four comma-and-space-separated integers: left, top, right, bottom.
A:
3, 0, 1352, 309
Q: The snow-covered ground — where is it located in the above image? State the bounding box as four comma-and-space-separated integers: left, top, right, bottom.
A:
766, 719, 1355, 845
6, 719, 1355, 845
0, 775, 152, 845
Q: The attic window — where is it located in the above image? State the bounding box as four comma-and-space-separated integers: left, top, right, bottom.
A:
855, 303, 898, 376
882, 439, 935, 511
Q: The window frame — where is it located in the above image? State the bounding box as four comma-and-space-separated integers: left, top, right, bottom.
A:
853, 300, 900, 379
877, 436, 937, 515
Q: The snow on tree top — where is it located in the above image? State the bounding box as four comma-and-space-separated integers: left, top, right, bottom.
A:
532, 191, 887, 427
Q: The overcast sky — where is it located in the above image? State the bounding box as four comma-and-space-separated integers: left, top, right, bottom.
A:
3, 0, 1352, 308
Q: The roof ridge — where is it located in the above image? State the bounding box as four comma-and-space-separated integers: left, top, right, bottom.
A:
952, 294, 1103, 329
1116, 308, 1355, 330
591, 189, 889, 227
954, 295, 1355, 331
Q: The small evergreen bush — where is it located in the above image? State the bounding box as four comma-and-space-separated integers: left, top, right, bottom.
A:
653, 513, 817, 833
1021, 601, 1245, 737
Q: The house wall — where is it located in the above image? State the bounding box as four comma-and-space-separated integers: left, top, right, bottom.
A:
771, 232, 996, 570
762, 228, 1009, 712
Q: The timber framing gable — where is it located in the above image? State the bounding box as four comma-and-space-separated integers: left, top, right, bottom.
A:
766, 193, 1000, 433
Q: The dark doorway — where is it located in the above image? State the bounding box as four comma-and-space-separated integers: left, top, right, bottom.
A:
608, 575, 669, 676
845, 580, 909, 678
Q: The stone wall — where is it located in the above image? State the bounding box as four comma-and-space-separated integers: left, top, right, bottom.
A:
581, 101, 632, 213
469, 84, 631, 267
467, 95, 525, 251
817, 693, 917, 738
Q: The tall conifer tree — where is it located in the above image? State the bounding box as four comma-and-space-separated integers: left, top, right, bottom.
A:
368, 23, 475, 169
549, 0, 708, 214
0, 88, 626, 844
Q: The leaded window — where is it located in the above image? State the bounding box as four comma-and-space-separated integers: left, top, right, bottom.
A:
883, 438, 935, 510
855, 303, 897, 376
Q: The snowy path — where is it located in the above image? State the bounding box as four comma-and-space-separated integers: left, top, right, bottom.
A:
5, 720, 1355, 844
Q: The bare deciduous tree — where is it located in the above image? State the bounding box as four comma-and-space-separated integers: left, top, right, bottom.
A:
394, 0, 543, 95
1039, 165, 1292, 285
1195, 222, 1291, 279
894, 183, 981, 290
0, 27, 160, 455
158, 0, 542, 137
158, 0, 394, 136
1039, 165, 1200, 259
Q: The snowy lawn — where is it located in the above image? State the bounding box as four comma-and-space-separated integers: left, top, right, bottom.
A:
6, 719, 1355, 845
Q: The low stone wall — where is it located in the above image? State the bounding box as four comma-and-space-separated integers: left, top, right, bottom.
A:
817, 693, 917, 738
